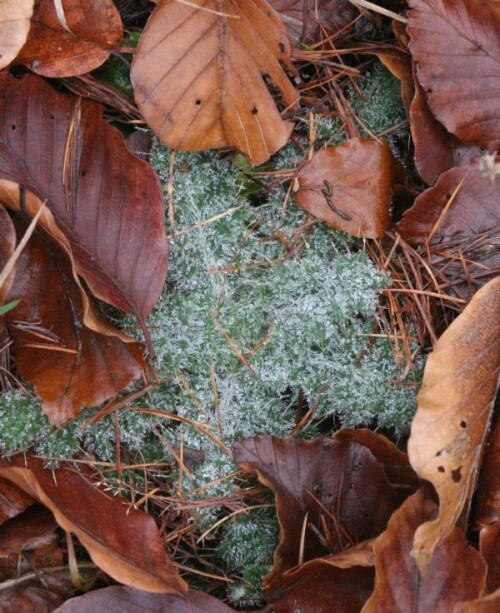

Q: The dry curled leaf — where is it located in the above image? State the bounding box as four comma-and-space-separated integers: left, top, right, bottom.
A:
408, 0, 500, 148
408, 60, 484, 186
0, 479, 34, 525
398, 161, 500, 243
0, 73, 167, 331
0, 0, 34, 70
266, 560, 374, 613
17, 0, 122, 77
294, 139, 397, 238
0, 455, 187, 595
54, 586, 234, 612
474, 412, 500, 594
455, 589, 500, 613
362, 488, 487, 612
233, 436, 400, 584
131, 0, 298, 166
0, 183, 145, 425
407, 276, 500, 575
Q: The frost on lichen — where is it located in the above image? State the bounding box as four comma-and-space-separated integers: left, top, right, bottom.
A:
349, 63, 407, 136
142, 146, 420, 510
0, 137, 421, 587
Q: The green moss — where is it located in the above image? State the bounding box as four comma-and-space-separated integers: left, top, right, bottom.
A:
349, 62, 407, 136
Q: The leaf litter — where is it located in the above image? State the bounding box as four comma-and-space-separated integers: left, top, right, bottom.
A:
0, 0, 499, 609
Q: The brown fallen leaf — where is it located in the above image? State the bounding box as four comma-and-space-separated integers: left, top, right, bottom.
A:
0, 184, 146, 425
408, 0, 500, 148
0, 0, 34, 70
268, 0, 358, 44
266, 560, 374, 613
408, 60, 484, 186
0, 455, 187, 594
362, 488, 486, 612
397, 160, 500, 295
0, 503, 74, 612
233, 436, 400, 584
333, 428, 421, 497
0, 479, 35, 525
407, 276, 500, 575
0, 73, 167, 332
16, 0, 122, 77
0, 206, 16, 332
294, 139, 397, 238
474, 412, 500, 594
131, 0, 299, 166
54, 586, 234, 612
455, 589, 500, 613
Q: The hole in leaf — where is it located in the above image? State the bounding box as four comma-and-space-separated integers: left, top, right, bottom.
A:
279, 42, 285, 53
11, 125, 16, 130
195, 99, 201, 105
251, 106, 258, 115
460, 420, 467, 428
437, 466, 445, 473
451, 466, 462, 482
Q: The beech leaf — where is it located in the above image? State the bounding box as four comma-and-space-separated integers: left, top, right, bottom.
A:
54, 586, 234, 612
16, 0, 123, 77
455, 589, 500, 613
0, 479, 34, 525
408, 0, 500, 148
0, 73, 167, 329
0, 455, 187, 595
294, 139, 397, 238
398, 160, 500, 294
0, 205, 16, 320
266, 560, 374, 613
131, 0, 299, 166
233, 436, 400, 584
362, 488, 487, 612
0, 0, 34, 70
1, 183, 146, 425
407, 276, 500, 575
474, 412, 500, 593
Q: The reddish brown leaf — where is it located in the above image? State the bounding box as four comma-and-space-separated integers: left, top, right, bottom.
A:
233, 436, 400, 584
407, 277, 500, 575
294, 139, 397, 238
480, 524, 500, 595
54, 586, 234, 612
0, 1, 34, 70
0, 455, 187, 594
265, 547, 374, 613
0, 570, 75, 613
408, 0, 500, 148
0, 205, 16, 325
398, 163, 500, 258
475, 412, 500, 532
268, 0, 358, 44
409, 62, 482, 186
333, 428, 421, 497
455, 589, 500, 613
17, 0, 122, 77
131, 0, 299, 166
0, 184, 145, 425
0, 479, 35, 525
0, 73, 167, 329
0, 506, 60, 576
362, 488, 486, 612
0, 503, 73, 612
474, 412, 500, 593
